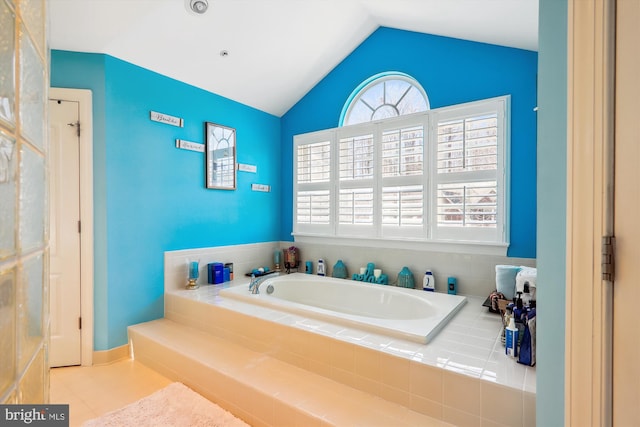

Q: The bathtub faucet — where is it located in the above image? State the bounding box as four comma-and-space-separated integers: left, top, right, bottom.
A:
249, 273, 278, 294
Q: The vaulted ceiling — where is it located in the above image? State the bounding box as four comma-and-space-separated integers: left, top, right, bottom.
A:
49, 0, 538, 116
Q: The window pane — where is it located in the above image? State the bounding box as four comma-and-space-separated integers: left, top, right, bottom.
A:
296, 190, 330, 224
384, 80, 411, 106
382, 185, 423, 226
214, 156, 234, 187
297, 141, 330, 183
345, 100, 374, 126
360, 81, 384, 110
397, 86, 428, 115
437, 114, 497, 173
339, 188, 373, 225
437, 182, 497, 228
465, 115, 497, 170
339, 134, 373, 180
382, 125, 423, 177
371, 105, 398, 121
342, 74, 429, 127
437, 119, 464, 172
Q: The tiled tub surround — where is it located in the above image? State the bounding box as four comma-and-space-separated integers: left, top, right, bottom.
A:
164, 242, 536, 298
158, 244, 536, 426
156, 285, 535, 426
289, 242, 537, 298
164, 242, 279, 292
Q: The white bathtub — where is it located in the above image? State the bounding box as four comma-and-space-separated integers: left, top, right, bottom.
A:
219, 273, 466, 344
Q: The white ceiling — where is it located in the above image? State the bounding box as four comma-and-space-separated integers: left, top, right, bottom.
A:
49, 0, 538, 117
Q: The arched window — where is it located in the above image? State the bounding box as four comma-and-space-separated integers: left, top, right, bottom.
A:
339, 72, 429, 126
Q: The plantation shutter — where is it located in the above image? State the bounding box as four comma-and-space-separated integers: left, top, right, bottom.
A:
293, 132, 333, 235
380, 118, 427, 238
292, 96, 509, 252
337, 130, 375, 236
432, 98, 507, 243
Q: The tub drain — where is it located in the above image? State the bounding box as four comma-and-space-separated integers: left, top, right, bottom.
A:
266, 284, 274, 294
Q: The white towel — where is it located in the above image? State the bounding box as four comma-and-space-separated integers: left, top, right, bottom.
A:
516, 266, 537, 304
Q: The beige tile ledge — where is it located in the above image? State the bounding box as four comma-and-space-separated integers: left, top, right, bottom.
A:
129, 318, 452, 427
159, 286, 535, 426
166, 282, 536, 394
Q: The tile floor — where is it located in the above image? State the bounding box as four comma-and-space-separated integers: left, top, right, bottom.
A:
49, 359, 173, 427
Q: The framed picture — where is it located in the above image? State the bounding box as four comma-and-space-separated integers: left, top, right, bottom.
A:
205, 122, 236, 190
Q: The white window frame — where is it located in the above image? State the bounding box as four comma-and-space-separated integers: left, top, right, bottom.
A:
293, 96, 510, 256
340, 73, 430, 126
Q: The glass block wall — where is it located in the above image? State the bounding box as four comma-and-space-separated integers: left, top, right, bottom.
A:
0, 0, 49, 404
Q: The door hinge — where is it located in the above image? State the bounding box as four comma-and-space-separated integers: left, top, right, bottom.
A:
78, 220, 81, 234
78, 317, 82, 330
602, 235, 616, 282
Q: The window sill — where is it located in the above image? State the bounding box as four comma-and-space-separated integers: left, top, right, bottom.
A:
292, 233, 509, 256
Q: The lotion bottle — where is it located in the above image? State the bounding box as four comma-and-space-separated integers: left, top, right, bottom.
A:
423, 270, 435, 291
505, 315, 519, 357
317, 259, 325, 276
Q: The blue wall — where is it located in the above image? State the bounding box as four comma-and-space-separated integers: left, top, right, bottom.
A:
50, 28, 539, 350
51, 51, 282, 350
536, 0, 567, 424
280, 27, 538, 258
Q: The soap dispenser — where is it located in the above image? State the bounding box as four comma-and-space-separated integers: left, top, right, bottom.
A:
423, 270, 435, 292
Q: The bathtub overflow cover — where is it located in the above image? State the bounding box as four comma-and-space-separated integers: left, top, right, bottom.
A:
266, 284, 274, 294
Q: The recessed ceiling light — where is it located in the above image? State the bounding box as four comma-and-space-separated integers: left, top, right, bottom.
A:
220, 50, 229, 57
188, 0, 208, 15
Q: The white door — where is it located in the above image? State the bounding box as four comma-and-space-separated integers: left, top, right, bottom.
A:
49, 98, 82, 367
614, 1, 640, 424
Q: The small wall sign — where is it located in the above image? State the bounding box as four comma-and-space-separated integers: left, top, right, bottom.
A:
238, 163, 257, 173
251, 183, 271, 192
175, 139, 205, 152
150, 111, 184, 127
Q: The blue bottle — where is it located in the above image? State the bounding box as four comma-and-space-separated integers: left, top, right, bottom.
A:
447, 276, 457, 294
